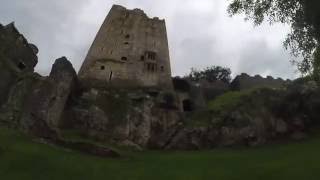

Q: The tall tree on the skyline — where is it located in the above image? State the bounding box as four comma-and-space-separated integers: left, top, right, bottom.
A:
228, 0, 320, 75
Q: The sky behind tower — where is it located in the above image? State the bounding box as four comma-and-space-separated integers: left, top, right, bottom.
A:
0, 0, 297, 79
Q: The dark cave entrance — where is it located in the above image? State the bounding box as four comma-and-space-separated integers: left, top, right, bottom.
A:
183, 99, 194, 112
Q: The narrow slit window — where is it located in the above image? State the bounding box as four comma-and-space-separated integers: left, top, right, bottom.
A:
151, 64, 155, 72
109, 71, 113, 81
121, 57, 128, 61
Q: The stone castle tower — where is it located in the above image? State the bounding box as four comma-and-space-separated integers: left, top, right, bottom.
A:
79, 5, 173, 89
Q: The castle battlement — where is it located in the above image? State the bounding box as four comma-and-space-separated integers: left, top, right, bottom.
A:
112, 5, 164, 21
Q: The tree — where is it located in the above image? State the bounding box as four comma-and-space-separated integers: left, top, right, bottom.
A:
187, 66, 232, 83
227, 0, 320, 75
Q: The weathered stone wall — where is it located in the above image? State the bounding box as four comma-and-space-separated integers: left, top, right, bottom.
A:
172, 77, 207, 112
231, 73, 289, 91
79, 5, 173, 90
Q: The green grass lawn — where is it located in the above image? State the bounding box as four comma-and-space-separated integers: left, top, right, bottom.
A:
0, 127, 320, 180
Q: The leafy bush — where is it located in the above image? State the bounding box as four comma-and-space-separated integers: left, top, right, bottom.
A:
207, 90, 253, 112
187, 66, 231, 83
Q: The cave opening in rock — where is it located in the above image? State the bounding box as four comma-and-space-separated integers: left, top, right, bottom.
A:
18, 61, 26, 70
183, 99, 194, 112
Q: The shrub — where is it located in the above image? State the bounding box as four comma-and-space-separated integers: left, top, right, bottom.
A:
207, 90, 252, 112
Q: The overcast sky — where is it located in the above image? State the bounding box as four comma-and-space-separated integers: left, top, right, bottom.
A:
0, 0, 298, 79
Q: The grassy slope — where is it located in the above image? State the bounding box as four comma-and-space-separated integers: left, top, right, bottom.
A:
0, 127, 319, 180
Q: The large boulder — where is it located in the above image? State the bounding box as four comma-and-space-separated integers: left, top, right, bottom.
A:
20, 57, 77, 137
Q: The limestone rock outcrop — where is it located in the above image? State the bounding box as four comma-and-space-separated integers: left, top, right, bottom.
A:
0, 23, 38, 107
63, 88, 182, 149
20, 57, 77, 137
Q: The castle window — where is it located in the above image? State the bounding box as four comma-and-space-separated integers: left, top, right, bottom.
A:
160, 66, 164, 72
125, 34, 130, 39
121, 57, 128, 61
146, 51, 156, 60
109, 71, 113, 81
140, 56, 145, 61
145, 63, 157, 72
100, 66, 105, 70
151, 64, 155, 72
124, 42, 129, 45
18, 61, 26, 70
110, 50, 113, 55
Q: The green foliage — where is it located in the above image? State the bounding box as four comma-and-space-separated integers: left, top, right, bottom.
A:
185, 110, 213, 127
3, 126, 320, 179
228, 0, 320, 75
207, 90, 253, 112
187, 66, 231, 83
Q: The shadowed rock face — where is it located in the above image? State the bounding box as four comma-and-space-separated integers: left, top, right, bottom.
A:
63, 88, 183, 149
20, 57, 77, 137
0, 23, 38, 106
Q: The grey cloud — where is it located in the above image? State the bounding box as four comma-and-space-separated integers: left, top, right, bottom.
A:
0, 0, 297, 79
236, 39, 297, 79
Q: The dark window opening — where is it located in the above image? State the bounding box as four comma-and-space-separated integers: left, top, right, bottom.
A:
146, 51, 156, 60
145, 63, 157, 72
124, 42, 129, 45
121, 57, 128, 61
160, 66, 164, 72
151, 64, 155, 72
100, 66, 105, 70
109, 71, 113, 81
183, 99, 194, 112
125, 34, 130, 39
124, 12, 129, 18
140, 56, 145, 61
110, 50, 113, 54
18, 62, 26, 70
147, 63, 151, 70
